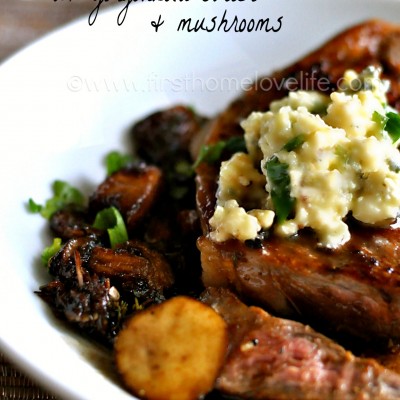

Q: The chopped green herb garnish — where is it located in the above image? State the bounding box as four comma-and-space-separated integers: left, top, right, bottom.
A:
193, 136, 246, 168
93, 206, 128, 248
41, 237, 62, 266
174, 159, 194, 177
311, 103, 328, 116
165, 158, 194, 200
372, 111, 400, 143
385, 112, 400, 143
224, 135, 247, 154
28, 180, 85, 219
133, 297, 143, 311
117, 300, 129, 320
335, 145, 350, 165
282, 134, 306, 152
187, 105, 197, 115
27, 198, 43, 213
372, 111, 388, 130
105, 151, 135, 176
265, 156, 295, 224
170, 185, 190, 200
193, 142, 226, 168
388, 159, 400, 173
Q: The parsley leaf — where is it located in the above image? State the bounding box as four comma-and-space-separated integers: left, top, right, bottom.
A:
174, 159, 195, 178
41, 237, 62, 266
372, 110, 400, 143
193, 142, 226, 169
388, 159, 400, 173
105, 151, 135, 176
224, 135, 247, 154
372, 111, 388, 130
335, 145, 351, 165
93, 207, 128, 248
265, 156, 295, 224
282, 134, 306, 152
28, 180, 85, 219
27, 198, 43, 213
385, 111, 400, 143
193, 136, 246, 168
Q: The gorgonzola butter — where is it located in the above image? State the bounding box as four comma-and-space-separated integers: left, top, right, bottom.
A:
209, 67, 400, 248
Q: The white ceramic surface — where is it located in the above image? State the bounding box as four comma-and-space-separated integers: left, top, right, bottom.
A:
1, 1, 400, 399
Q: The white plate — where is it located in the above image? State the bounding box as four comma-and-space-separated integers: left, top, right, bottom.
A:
1, 1, 400, 399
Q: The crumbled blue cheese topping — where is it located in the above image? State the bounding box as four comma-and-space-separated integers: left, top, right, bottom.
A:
209, 67, 400, 248
209, 153, 274, 242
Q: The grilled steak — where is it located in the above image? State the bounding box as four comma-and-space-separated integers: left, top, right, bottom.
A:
202, 287, 400, 400
196, 20, 400, 341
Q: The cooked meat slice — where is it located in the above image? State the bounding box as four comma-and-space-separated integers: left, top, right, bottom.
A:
196, 20, 400, 341
201, 288, 400, 400
89, 165, 162, 231
375, 345, 400, 376
381, 32, 400, 75
198, 225, 400, 342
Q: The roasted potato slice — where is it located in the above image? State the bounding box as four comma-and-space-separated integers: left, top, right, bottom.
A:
114, 296, 228, 400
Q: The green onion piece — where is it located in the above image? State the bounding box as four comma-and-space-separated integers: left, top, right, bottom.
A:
133, 297, 143, 311
310, 102, 328, 116
27, 198, 43, 214
169, 185, 189, 200
193, 141, 226, 168
193, 136, 246, 168
372, 111, 388, 130
174, 159, 194, 177
335, 145, 350, 165
388, 159, 400, 173
373, 110, 400, 143
385, 111, 400, 143
105, 151, 135, 176
282, 134, 306, 152
224, 136, 247, 154
28, 180, 85, 219
265, 156, 295, 224
41, 237, 62, 266
117, 301, 129, 320
93, 207, 128, 248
